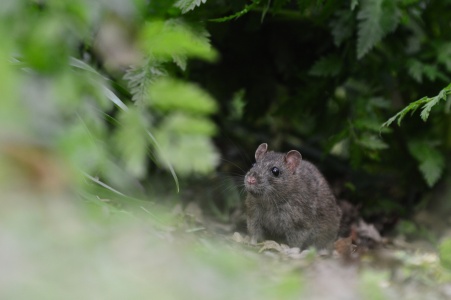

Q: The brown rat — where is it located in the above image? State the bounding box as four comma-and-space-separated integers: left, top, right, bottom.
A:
244, 143, 342, 250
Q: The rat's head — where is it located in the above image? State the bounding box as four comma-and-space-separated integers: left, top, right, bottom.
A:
244, 143, 302, 198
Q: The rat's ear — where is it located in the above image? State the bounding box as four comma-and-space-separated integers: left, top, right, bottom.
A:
255, 143, 268, 161
285, 150, 302, 172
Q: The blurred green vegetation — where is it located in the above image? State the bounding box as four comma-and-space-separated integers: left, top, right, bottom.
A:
2, 0, 451, 298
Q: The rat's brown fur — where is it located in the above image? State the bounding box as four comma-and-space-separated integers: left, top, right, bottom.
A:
245, 143, 342, 250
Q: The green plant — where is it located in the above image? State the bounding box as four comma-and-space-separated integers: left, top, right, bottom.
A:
383, 83, 451, 127
0, 0, 221, 197
382, 84, 451, 187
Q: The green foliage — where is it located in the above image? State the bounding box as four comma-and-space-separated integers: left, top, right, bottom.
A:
140, 19, 218, 63
408, 140, 445, 187
439, 239, 451, 270
113, 108, 150, 178
175, 0, 207, 14
357, 134, 389, 150
357, 0, 400, 59
0, 0, 222, 199
309, 54, 343, 77
383, 83, 451, 127
395, 219, 436, 242
438, 42, 451, 73
149, 78, 218, 115
382, 82, 450, 187
209, 0, 261, 22
122, 18, 219, 182
407, 60, 449, 83
124, 59, 167, 107
330, 10, 354, 47
351, 0, 359, 10
154, 126, 219, 175
230, 89, 246, 120
140, 76, 219, 175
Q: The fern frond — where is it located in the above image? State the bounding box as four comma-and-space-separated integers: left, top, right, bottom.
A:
357, 0, 400, 59
124, 59, 167, 107
423, 64, 449, 82
174, 0, 207, 14
309, 54, 342, 77
209, 0, 261, 22
140, 20, 217, 62
382, 97, 427, 128
382, 83, 451, 127
166, 19, 212, 70
408, 140, 445, 187
148, 78, 217, 115
407, 59, 423, 83
357, 0, 382, 59
357, 134, 388, 150
330, 10, 354, 47
420, 84, 451, 121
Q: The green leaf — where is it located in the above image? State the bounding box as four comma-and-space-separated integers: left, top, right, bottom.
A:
357, 0, 400, 59
420, 84, 451, 121
172, 54, 187, 71
124, 59, 167, 107
330, 10, 354, 47
24, 17, 70, 72
407, 59, 423, 83
230, 89, 246, 120
154, 129, 219, 176
160, 113, 217, 136
58, 119, 107, 175
357, 134, 389, 150
408, 140, 445, 187
437, 42, 451, 72
382, 83, 451, 127
368, 97, 391, 109
419, 156, 445, 187
140, 19, 218, 62
174, 0, 207, 14
351, 0, 359, 10
357, 0, 383, 59
145, 129, 179, 192
148, 78, 217, 115
382, 98, 425, 127
423, 64, 449, 82
114, 108, 150, 178
309, 54, 342, 77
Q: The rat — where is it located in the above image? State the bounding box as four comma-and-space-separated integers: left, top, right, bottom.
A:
244, 143, 342, 251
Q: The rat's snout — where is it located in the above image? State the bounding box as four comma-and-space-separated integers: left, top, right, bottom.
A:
246, 175, 257, 185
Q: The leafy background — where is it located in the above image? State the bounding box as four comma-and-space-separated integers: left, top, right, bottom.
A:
2, 0, 451, 298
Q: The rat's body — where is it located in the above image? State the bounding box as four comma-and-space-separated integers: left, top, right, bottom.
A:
245, 143, 341, 250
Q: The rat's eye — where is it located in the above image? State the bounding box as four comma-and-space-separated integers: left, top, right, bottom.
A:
252, 163, 256, 167
271, 167, 280, 177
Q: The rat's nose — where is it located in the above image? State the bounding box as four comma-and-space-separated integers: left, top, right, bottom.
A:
246, 176, 257, 185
